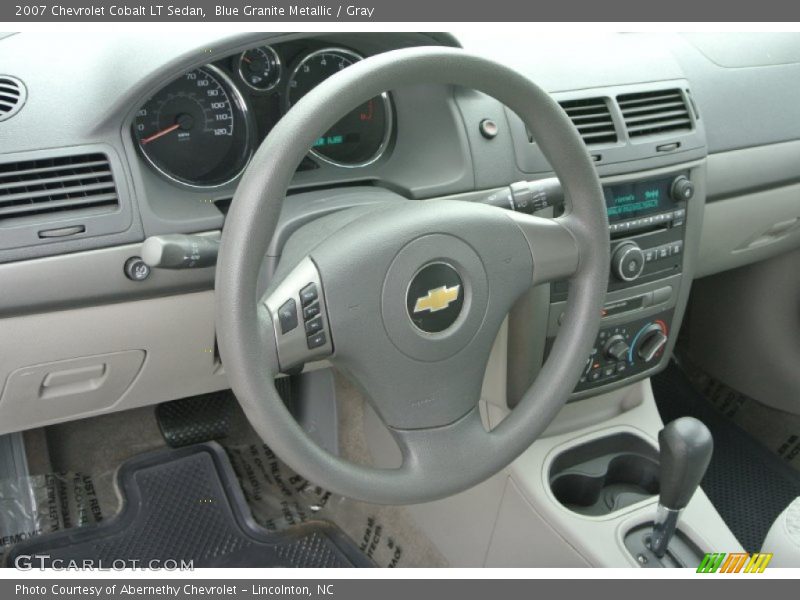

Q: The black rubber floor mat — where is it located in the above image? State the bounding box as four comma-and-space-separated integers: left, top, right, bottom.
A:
652, 363, 800, 553
5, 443, 372, 568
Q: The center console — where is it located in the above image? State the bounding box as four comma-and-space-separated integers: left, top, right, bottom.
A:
537, 165, 702, 401
485, 160, 723, 567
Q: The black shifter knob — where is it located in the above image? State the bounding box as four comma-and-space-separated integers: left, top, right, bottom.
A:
659, 416, 713, 510
651, 416, 713, 558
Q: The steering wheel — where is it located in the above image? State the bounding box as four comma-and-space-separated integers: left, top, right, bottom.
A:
215, 47, 609, 505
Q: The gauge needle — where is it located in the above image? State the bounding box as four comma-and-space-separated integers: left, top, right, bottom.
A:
140, 123, 180, 145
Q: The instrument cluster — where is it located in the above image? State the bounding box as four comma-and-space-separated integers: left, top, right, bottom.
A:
132, 42, 393, 188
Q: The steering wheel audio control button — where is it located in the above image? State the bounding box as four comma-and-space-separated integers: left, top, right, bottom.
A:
307, 331, 327, 350
277, 299, 298, 333
300, 283, 318, 306
303, 303, 320, 320
305, 316, 323, 335
264, 257, 334, 372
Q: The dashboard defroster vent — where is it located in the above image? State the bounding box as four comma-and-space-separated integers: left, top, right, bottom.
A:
0, 153, 120, 224
618, 89, 693, 138
559, 97, 618, 146
0, 76, 26, 123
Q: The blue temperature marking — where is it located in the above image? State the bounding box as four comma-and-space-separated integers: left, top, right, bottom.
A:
628, 324, 650, 364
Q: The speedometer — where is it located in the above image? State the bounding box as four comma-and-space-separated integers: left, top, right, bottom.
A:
133, 65, 253, 187
287, 48, 392, 168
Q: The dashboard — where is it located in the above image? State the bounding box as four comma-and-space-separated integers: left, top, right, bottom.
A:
1, 31, 800, 436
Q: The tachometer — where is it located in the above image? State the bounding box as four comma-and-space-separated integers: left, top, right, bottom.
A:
287, 48, 392, 168
133, 65, 252, 187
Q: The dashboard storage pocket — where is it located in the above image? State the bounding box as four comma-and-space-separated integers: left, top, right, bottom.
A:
549, 433, 659, 516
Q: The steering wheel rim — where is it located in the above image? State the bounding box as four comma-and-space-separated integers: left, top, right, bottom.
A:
215, 46, 609, 505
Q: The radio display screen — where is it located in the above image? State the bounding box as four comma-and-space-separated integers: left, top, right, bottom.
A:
604, 177, 673, 221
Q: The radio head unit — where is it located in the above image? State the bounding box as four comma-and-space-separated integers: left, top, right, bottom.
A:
551, 172, 692, 302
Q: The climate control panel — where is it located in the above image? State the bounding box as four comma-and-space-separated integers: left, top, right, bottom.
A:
574, 311, 671, 393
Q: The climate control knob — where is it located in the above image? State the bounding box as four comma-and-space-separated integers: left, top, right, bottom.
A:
611, 241, 645, 282
636, 323, 669, 363
603, 335, 630, 362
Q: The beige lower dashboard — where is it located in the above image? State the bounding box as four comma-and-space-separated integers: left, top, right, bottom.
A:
0, 291, 227, 435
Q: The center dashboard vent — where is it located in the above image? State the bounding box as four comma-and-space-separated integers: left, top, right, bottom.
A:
617, 89, 692, 138
558, 97, 618, 146
0, 153, 120, 224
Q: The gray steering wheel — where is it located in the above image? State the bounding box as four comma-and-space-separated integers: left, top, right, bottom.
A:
215, 47, 609, 505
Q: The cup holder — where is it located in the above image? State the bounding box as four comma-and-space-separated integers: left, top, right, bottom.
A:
549, 433, 659, 516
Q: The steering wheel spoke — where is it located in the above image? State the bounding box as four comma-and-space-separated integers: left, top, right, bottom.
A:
506, 212, 582, 286
390, 406, 489, 478
262, 257, 334, 373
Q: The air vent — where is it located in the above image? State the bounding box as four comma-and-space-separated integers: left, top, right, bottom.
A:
0, 76, 26, 123
617, 89, 692, 138
0, 153, 119, 224
559, 97, 618, 146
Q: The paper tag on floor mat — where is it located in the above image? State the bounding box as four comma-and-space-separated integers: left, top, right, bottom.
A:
226, 443, 441, 567
0, 472, 106, 555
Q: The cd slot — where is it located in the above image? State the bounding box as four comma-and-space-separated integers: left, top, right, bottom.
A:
610, 223, 669, 239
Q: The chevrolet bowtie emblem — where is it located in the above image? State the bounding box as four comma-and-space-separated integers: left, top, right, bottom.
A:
413, 285, 461, 314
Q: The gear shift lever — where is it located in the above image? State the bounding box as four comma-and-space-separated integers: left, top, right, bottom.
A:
650, 417, 713, 558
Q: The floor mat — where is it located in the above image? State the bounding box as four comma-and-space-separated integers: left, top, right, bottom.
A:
679, 361, 800, 472
10, 382, 448, 567
652, 362, 800, 553
157, 383, 447, 567
5, 443, 372, 568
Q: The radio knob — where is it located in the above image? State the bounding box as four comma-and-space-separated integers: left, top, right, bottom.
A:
611, 241, 645, 282
636, 324, 669, 363
604, 335, 630, 362
671, 176, 695, 201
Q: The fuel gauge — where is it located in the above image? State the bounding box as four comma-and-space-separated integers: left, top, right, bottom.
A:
237, 46, 282, 92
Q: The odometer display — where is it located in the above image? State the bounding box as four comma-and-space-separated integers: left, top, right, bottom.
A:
287, 48, 391, 167
134, 65, 252, 187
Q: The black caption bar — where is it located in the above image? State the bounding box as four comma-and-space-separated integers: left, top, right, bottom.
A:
2, 579, 790, 600
3, 0, 800, 21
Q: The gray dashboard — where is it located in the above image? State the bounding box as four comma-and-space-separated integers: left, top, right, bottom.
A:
2, 31, 800, 438
0, 31, 799, 309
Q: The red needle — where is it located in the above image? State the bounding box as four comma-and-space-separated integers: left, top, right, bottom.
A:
140, 123, 180, 145
242, 55, 252, 64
